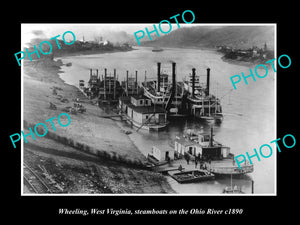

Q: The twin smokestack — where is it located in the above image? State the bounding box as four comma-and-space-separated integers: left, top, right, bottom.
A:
157, 62, 176, 93
156, 62, 210, 96
191, 67, 211, 96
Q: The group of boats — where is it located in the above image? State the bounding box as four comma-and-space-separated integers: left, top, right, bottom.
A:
148, 126, 254, 193
79, 61, 224, 131
78, 59, 252, 193
141, 62, 223, 124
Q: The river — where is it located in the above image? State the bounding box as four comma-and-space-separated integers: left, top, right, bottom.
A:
58, 46, 275, 195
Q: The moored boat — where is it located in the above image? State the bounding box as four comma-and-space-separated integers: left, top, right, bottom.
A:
118, 95, 168, 131
174, 127, 254, 176
142, 62, 188, 118
209, 162, 253, 176
152, 47, 163, 52
83, 68, 124, 101
184, 68, 223, 122
170, 169, 215, 184
175, 127, 232, 161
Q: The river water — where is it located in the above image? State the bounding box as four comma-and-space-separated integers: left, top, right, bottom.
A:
58, 46, 275, 195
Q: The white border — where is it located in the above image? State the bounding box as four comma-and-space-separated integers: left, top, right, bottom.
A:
21, 23, 277, 196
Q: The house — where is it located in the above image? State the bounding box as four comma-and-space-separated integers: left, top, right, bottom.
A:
174, 132, 231, 160
174, 136, 202, 158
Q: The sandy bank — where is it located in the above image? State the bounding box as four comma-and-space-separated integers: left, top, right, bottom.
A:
22, 58, 175, 194
23, 59, 146, 163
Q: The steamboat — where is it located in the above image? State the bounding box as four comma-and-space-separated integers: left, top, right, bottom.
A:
81, 68, 124, 104
141, 62, 187, 119
184, 68, 223, 123
118, 95, 168, 131
174, 127, 254, 176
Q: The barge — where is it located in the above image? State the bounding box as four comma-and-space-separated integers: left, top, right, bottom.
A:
170, 170, 215, 184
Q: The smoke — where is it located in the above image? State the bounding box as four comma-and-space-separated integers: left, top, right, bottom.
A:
102, 31, 131, 44
91, 30, 135, 44
168, 60, 176, 63
31, 30, 46, 38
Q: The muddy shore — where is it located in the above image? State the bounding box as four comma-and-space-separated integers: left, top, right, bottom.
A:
23, 58, 175, 194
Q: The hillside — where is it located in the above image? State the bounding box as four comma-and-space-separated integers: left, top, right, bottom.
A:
141, 26, 275, 50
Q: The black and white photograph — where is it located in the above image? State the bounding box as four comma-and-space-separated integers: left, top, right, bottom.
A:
20, 23, 276, 195
5, 3, 298, 221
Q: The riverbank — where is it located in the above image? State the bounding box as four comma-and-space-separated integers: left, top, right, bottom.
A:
23, 58, 175, 194
220, 55, 272, 68
54, 47, 137, 58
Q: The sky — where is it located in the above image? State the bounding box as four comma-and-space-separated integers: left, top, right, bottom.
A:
21, 24, 173, 45
21, 23, 205, 47
21, 23, 268, 48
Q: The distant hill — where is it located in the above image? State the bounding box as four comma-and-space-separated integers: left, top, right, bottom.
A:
141, 26, 275, 50
23, 37, 133, 60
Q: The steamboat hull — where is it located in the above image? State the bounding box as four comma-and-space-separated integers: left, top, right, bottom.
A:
122, 114, 168, 131
210, 164, 254, 176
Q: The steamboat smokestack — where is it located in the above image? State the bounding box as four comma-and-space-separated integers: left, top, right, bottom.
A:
210, 126, 214, 147
126, 70, 129, 96
104, 68, 107, 100
206, 68, 210, 96
135, 71, 138, 94
172, 62, 176, 95
90, 69, 92, 78
192, 68, 196, 98
157, 62, 161, 92
113, 69, 116, 99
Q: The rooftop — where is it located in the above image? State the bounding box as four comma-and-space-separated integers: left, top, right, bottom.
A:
175, 136, 198, 147
120, 98, 166, 114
